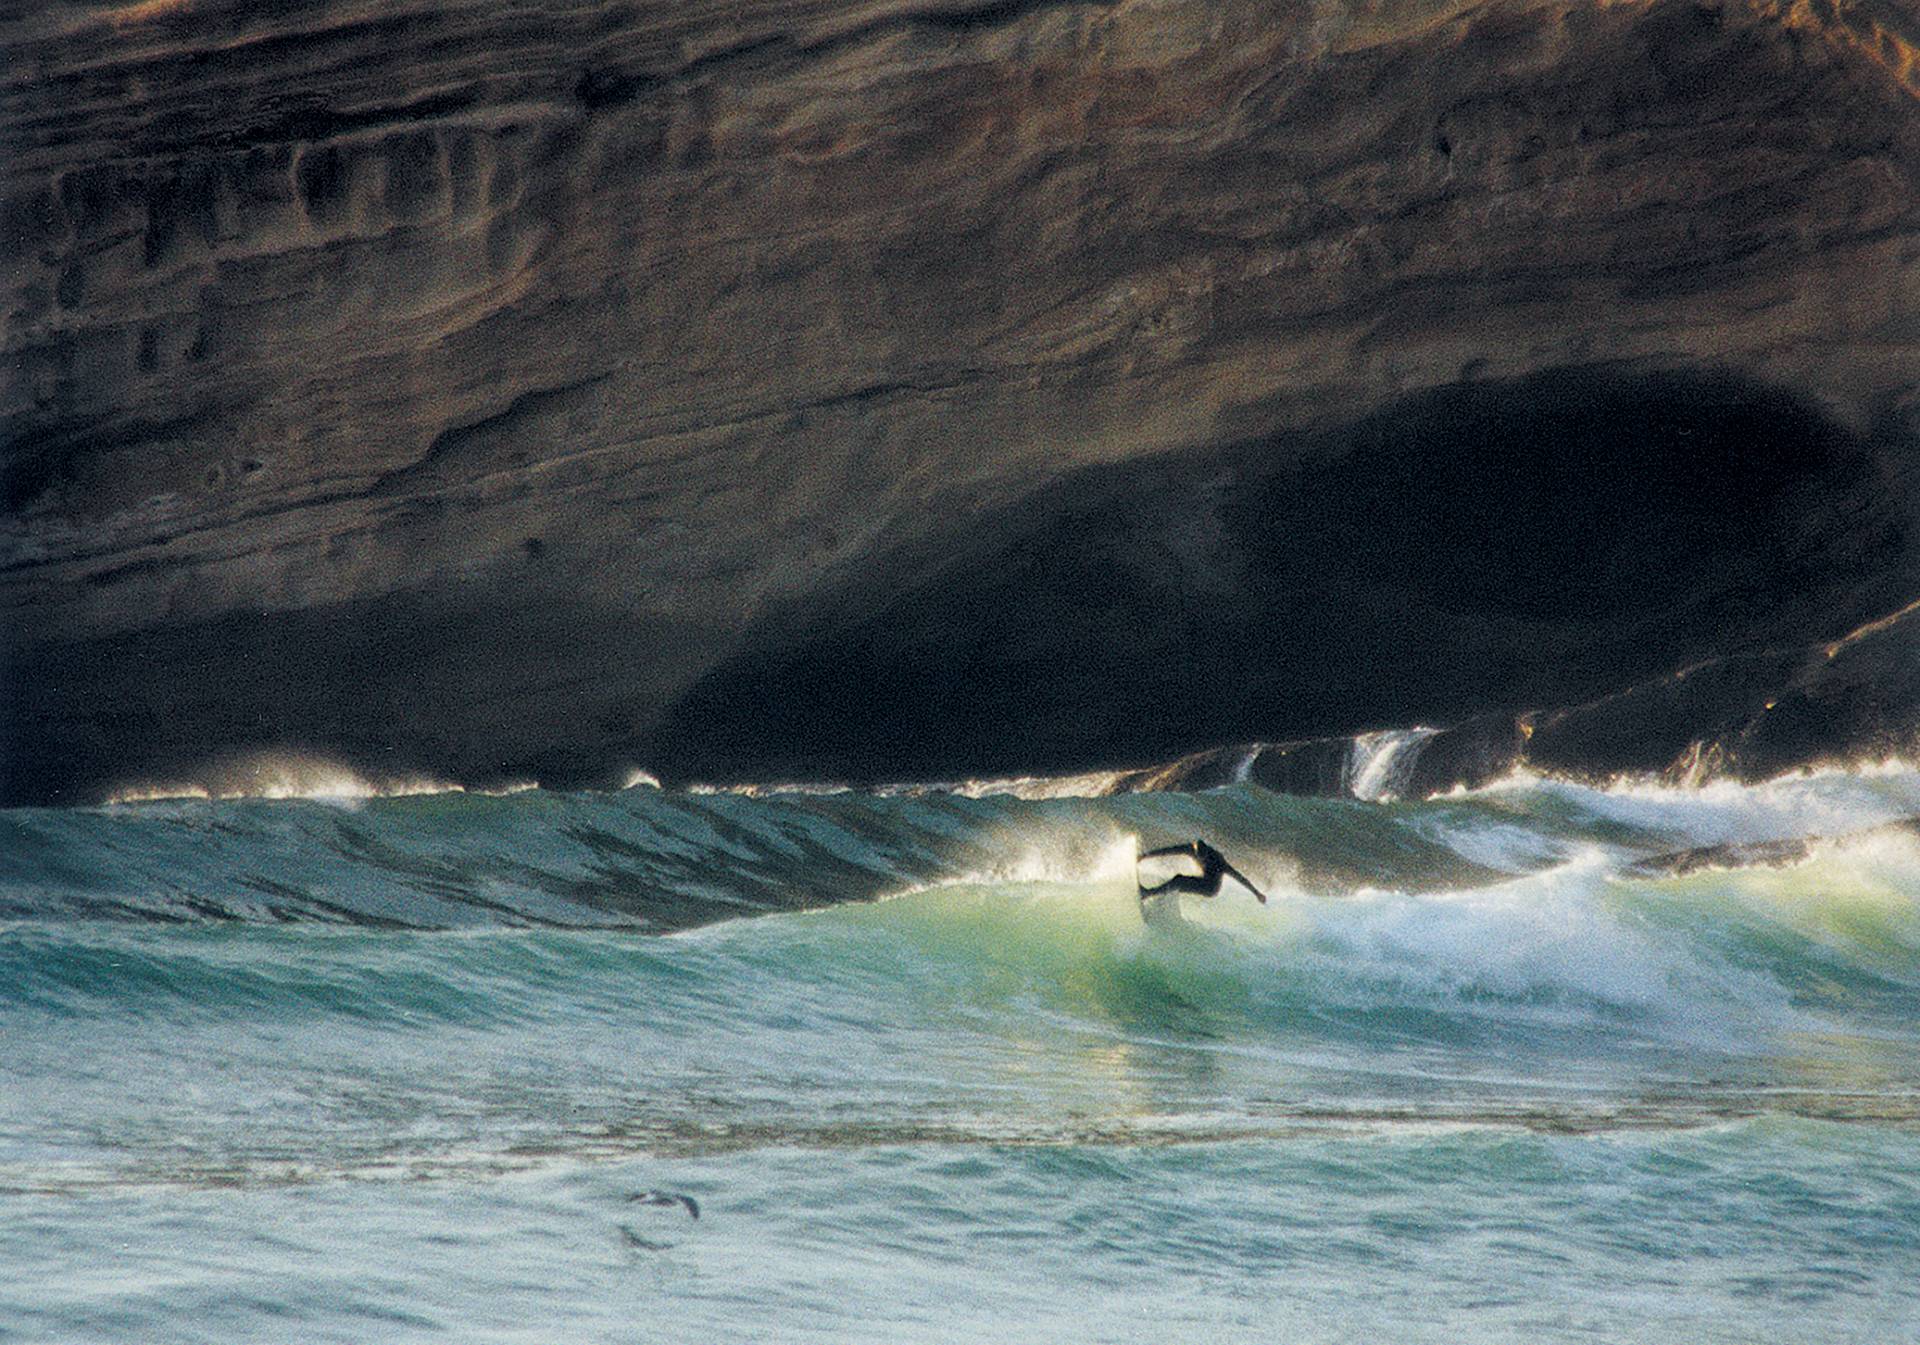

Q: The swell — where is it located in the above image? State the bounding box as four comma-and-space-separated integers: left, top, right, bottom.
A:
3, 772, 1917, 1203
7, 826, 1918, 1091
4, 764, 1920, 937
0, 785, 1454, 932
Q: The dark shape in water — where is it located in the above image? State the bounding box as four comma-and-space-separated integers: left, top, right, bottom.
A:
627, 1190, 700, 1220
1627, 817, 1920, 879
617, 1226, 676, 1252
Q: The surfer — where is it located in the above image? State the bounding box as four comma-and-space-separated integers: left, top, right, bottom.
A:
1136, 840, 1269, 905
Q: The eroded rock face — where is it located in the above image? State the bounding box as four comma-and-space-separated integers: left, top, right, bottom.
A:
3, 0, 1919, 802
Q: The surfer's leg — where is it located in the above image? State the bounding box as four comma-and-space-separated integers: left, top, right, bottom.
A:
1139, 874, 1214, 898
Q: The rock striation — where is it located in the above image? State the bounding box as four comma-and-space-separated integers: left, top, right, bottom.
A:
3, 0, 1919, 802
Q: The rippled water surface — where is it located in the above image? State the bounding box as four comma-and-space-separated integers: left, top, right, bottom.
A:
4, 768, 1919, 1341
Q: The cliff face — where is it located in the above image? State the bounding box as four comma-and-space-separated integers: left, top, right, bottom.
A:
3, 0, 1919, 801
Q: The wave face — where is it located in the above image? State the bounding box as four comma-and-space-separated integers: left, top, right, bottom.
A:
10, 764, 1920, 933
5, 768, 1920, 1341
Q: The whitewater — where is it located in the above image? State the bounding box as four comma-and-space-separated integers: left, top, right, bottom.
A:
4, 765, 1919, 1342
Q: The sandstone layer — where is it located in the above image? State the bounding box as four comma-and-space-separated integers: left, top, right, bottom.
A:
4, 0, 1920, 802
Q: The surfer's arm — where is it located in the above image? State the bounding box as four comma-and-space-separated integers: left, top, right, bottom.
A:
1218, 861, 1269, 904
1139, 843, 1201, 860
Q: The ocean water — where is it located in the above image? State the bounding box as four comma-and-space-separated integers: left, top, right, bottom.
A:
4, 767, 1920, 1342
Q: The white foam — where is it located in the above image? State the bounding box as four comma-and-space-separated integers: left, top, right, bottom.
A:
1465, 761, 1920, 851
944, 770, 1136, 800
104, 753, 465, 806
933, 830, 1145, 891
1345, 727, 1441, 803
1231, 851, 1803, 1046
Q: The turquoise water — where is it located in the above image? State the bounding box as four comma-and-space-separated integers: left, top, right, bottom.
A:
4, 769, 1920, 1341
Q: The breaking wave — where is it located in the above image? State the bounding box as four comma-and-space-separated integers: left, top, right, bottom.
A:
4, 765, 1918, 1095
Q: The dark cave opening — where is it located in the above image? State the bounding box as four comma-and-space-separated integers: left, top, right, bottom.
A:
3, 366, 1915, 805
650, 367, 1915, 785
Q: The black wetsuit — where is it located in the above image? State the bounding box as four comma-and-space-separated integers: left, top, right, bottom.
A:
1137, 841, 1267, 903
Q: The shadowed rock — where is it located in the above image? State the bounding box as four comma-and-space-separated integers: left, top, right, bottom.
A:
4, 0, 1920, 802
